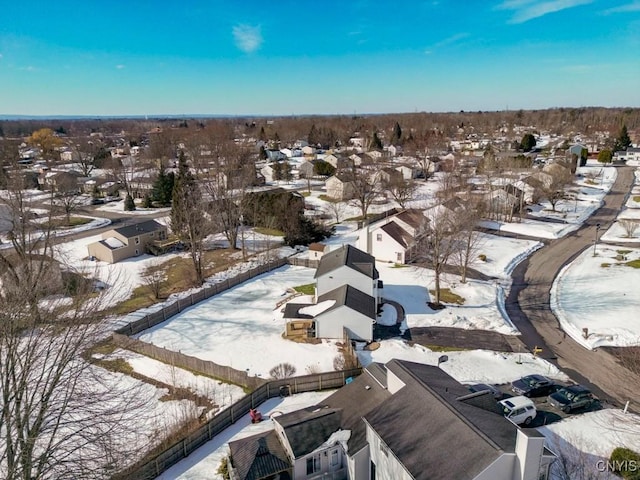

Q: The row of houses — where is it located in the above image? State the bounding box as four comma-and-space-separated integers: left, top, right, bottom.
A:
228, 359, 556, 480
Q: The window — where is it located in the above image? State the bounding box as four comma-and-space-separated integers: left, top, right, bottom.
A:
306, 454, 321, 475
330, 449, 339, 467
135, 249, 139, 255
396, 252, 402, 262
135, 237, 140, 245
376, 234, 382, 242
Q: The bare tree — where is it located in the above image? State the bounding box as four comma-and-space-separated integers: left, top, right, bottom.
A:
344, 163, 384, 220
326, 199, 347, 224
619, 219, 639, 238
71, 140, 100, 177
416, 206, 460, 307
53, 173, 83, 226
451, 203, 485, 283
384, 175, 418, 209
541, 166, 574, 212
0, 184, 154, 479
141, 259, 167, 300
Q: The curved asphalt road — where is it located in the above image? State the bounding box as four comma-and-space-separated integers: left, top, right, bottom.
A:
507, 166, 640, 409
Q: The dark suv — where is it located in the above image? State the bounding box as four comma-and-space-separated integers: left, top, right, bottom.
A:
511, 374, 555, 397
548, 385, 595, 413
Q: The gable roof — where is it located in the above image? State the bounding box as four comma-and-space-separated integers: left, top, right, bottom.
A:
112, 220, 165, 238
317, 284, 376, 320
314, 244, 379, 280
229, 429, 292, 480
275, 407, 342, 458
379, 221, 413, 249
364, 360, 519, 480
394, 209, 426, 230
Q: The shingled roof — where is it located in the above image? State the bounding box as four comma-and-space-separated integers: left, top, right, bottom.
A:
364, 360, 519, 480
380, 221, 413, 249
228, 430, 292, 480
112, 219, 165, 238
317, 284, 376, 320
274, 407, 342, 458
314, 244, 379, 280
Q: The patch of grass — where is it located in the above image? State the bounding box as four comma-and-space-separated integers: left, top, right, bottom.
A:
392, 263, 409, 268
88, 339, 117, 356
633, 196, 640, 203
429, 288, 465, 305
625, 259, 640, 268
601, 263, 612, 268
98, 358, 134, 375
617, 249, 632, 255
254, 227, 285, 237
478, 254, 487, 262
43, 216, 93, 229
318, 194, 339, 203
301, 191, 312, 197
423, 345, 468, 352
293, 283, 315, 295
107, 248, 238, 316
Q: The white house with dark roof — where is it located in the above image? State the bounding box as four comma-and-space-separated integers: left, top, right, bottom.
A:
227, 359, 556, 480
356, 209, 428, 264
284, 285, 376, 342
314, 244, 380, 305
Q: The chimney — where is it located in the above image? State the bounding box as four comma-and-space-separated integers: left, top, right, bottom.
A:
513, 429, 545, 480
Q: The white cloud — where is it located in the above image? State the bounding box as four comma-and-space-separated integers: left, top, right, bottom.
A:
232, 24, 263, 54
116, 64, 125, 69
433, 32, 469, 48
497, 0, 593, 23
603, 1, 640, 14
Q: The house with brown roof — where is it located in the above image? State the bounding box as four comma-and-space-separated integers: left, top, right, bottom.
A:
87, 219, 167, 263
227, 359, 556, 480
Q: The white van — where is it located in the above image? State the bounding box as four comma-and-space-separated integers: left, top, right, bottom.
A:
499, 396, 537, 426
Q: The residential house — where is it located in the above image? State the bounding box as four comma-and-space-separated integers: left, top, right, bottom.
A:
301, 145, 316, 157
314, 244, 380, 304
308, 242, 328, 261
349, 154, 363, 166
283, 284, 376, 341
614, 147, 640, 163
325, 175, 355, 201
260, 164, 275, 183
394, 164, 416, 180
356, 209, 429, 264
378, 167, 403, 185
87, 219, 167, 263
228, 359, 556, 480
567, 144, 587, 167
297, 160, 315, 179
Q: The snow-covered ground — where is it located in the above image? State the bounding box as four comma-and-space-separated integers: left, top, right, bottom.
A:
156, 391, 335, 480
96, 200, 172, 216
106, 349, 247, 411
551, 245, 640, 349
358, 339, 568, 384
471, 233, 543, 279
138, 265, 342, 378
539, 409, 640, 480
378, 262, 518, 335
601, 167, 640, 243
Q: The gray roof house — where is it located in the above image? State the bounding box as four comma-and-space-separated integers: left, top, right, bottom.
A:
314, 244, 379, 301
87, 219, 167, 263
228, 360, 555, 480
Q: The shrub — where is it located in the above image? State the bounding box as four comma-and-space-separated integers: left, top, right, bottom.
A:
142, 194, 153, 209
601, 263, 611, 268
124, 193, 136, 211
478, 254, 487, 262
269, 362, 297, 379
609, 447, 640, 479
217, 456, 231, 480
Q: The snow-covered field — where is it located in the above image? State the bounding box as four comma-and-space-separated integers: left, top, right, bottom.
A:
601, 167, 640, 243
551, 245, 640, 349
138, 265, 342, 377
539, 409, 640, 480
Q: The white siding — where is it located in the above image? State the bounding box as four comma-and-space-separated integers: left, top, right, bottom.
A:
366, 425, 413, 480
348, 445, 371, 480
316, 266, 375, 299
293, 446, 347, 479
366, 227, 406, 264
386, 370, 405, 394
474, 454, 517, 480
316, 306, 373, 342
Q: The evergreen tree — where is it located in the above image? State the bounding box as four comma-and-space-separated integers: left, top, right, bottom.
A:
151, 164, 175, 206
124, 193, 136, 211
371, 132, 383, 150
259, 126, 267, 142
391, 122, 402, 144
614, 124, 632, 152
142, 194, 153, 208
308, 124, 319, 146
520, 133, 537, 152
259, 145, 268, 160
598, 149, 613, 163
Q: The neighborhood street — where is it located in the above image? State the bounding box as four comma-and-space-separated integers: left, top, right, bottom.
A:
507, 166, 640, 410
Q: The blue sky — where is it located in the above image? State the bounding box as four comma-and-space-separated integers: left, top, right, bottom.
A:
1, 0, 639, 116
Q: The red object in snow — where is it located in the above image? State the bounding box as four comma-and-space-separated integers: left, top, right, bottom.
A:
249, 408, 263, 423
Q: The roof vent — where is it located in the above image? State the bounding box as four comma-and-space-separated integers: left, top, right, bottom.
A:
365, 385, 371, 390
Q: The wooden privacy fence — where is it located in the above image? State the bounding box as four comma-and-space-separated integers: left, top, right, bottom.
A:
112, 333, 265, 390
114, 368, 362, 480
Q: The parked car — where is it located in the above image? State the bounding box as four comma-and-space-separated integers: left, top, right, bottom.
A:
548, 385, 595, 413
499, 396, 537, 426
511, 374, 555, 397
467, 383, 503, 400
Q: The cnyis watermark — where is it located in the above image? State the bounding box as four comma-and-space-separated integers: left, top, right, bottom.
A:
596, 459, 639, 473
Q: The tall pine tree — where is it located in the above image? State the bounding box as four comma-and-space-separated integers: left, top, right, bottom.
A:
151, 163, 175, 206
614, 124, 632, 152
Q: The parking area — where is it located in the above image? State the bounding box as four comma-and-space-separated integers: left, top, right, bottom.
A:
483, 381, 604, 428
